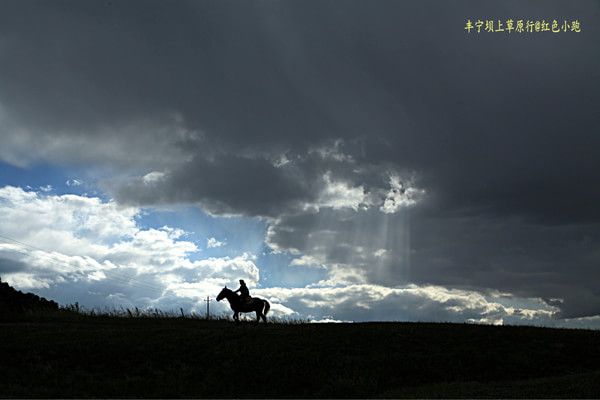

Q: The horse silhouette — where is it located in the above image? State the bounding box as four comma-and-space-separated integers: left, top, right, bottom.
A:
216, 287, 270, 323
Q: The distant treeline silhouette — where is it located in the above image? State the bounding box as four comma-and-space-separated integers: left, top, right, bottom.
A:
0, 277, 58, 318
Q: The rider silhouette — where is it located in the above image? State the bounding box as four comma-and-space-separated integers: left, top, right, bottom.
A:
234, 279, 251, 305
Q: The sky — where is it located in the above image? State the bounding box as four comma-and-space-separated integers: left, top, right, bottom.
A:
1, 0, 599, 327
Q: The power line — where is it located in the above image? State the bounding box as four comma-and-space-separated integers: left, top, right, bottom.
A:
0, 233, 166, 293
0, 244, 165, 293
204, 296, 212, 319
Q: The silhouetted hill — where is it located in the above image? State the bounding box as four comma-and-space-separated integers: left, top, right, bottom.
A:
0, 277, 58, 319
0, 315, 599, 398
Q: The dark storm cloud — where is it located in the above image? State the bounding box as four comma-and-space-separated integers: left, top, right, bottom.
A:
0, 257, 28, 274
114, 154, 316, 216
1, 0, 600, 318
408, 211, 600, 318
267, 208, 600, 318
2, 0, 599, 220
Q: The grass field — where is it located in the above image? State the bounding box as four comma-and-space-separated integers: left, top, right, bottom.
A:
1, 314, 599, 398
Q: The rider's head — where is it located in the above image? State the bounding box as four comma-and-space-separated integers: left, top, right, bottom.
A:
239, 279, 245, 285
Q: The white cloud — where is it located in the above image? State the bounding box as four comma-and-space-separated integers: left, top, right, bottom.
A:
142, 171, 166, 184
2, 272, 54, 289
308, 263, 369, 287
254, 283, 560, 325
309, 139, 355, 163
380, 174, 425, 214
311, 171, 369, 211
310, 317, 351, 323
267, 303, 298, 317
0, 186, 139, 247
0, 186, 260, 315
373, 248, 387, 258
272, 153, 291, 168
87, 270, 107, 281
206, 237, 226, 248
289, 255, 325, 269
65, 179, 82, 187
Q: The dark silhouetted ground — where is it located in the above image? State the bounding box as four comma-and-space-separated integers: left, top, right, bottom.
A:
1, 279, 599, 398
1, 313, 599, 398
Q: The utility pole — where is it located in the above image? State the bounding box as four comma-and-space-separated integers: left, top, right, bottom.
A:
204, 296, 212, 320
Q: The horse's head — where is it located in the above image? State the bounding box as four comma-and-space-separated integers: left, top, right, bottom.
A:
216, 286, 230, 302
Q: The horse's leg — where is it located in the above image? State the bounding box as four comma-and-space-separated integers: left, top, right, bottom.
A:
255, 310, 260, 323
234, 311, 239, 322
259, 300, 267, 323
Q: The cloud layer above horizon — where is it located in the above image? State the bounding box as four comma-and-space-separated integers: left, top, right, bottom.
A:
1, 0, 599, 326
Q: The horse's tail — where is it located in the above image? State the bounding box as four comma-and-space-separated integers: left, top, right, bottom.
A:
263, 300, 270, 315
